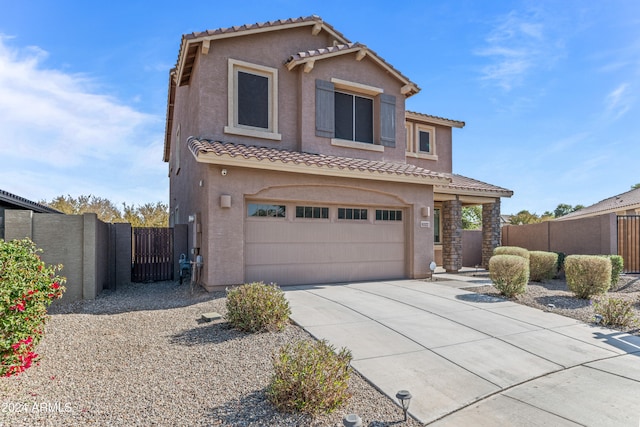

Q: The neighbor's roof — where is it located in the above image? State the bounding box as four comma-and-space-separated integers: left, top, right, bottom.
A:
0, 189, 62, 214
556, 187, 640, 221
175, 15, 350, 87
188, 137, 450, 185
436, 174, 513, 198
285, 42, 419, 96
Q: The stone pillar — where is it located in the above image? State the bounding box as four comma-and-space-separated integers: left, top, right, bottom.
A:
442, 199, 462, 272
482, 200, 502, 269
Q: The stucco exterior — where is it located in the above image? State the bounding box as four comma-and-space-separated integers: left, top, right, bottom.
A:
164, 16, 513, 290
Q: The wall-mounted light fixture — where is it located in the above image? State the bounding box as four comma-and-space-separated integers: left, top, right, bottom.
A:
188, 214, 195, 223
421, 206, 430, 217
220, 195, 231, 208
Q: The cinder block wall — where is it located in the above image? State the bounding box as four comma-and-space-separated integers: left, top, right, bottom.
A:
3, 210, 132, 301
501, 213, 618, 255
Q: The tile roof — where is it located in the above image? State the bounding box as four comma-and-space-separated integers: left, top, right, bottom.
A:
176, 16, 350, 86
182, 15, 349, 43
556, 187, 640, 220
287, 42, 362, 61
286, 43, 419, 95
405, 111, 465, 128
438, 174, 514, 197
0, 189, 62, 214
188, 138, 450, 184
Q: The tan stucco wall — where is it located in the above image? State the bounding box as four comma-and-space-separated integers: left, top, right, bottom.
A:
502, 213, 618, 256
197, 165, 434, 288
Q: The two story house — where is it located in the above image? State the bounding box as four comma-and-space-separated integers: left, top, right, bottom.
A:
163, 16, 512, 290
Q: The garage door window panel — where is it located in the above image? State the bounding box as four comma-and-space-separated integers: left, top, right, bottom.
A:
248, 203, 286, 218
338, 208, 368, 220
296, 206, 329, 219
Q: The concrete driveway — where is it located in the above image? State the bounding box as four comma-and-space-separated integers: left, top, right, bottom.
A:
284, 277, 640, 426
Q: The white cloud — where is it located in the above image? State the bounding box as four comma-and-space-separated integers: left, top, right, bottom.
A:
475, 10, 561, 91
604, 83, 633, 121
0, 36, 167, 206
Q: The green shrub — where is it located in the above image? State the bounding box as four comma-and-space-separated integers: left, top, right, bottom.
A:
0, 239, 66, 377
489, 255, 529, 297
529, 251, 558, 282
226, 282, 291, 333
493, 246, 530, 260
554, 252, 566, 274
593, 297, 637, 328
565, 255, 611, 299
599, 255, 624, 288
268, 340, 352, 415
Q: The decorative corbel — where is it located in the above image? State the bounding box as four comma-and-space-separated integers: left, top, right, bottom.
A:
356, 48, 367, 61
303, 60, 315, 73
312, 22, 322, 36
201, 39, 210, 55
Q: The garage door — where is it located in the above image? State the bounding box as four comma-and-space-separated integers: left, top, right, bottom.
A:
245, 203, 405, 285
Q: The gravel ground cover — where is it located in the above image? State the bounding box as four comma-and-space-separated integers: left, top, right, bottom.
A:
463, 272, 640, 335
0, 281, 421, 427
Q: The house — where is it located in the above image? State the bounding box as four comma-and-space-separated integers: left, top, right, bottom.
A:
163, 16, 513, 290
555, 187, 640, 221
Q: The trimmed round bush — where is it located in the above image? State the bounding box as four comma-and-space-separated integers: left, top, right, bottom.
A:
268, 339, 352, 415
529, 251, 558, 282
564, 255, 611, 299
593, 297, 637, 328
600, 255, 624, 287
226, 282, 291, 333
489, 254, 529, 297
493, 246, 530, 260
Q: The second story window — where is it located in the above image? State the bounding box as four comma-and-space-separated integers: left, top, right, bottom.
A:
225, 59, 281, 141
335, 92, 373, 143
406, 122, 437, 159
316, 79, 396, 150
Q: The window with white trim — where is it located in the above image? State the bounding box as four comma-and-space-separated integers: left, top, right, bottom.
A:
406, 123, 437, 159
316, 79, 396, 150
225, 59, 281, 140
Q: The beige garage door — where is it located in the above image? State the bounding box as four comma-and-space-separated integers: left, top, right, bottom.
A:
245, 204, 405, 285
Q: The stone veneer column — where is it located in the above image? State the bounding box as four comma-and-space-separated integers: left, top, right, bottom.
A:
482, 200, 502, 269
442, 199, 463, 273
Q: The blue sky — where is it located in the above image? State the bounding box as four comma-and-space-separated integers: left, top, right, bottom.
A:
1, 0, 638, 215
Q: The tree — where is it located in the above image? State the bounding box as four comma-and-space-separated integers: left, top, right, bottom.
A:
632, 183, 640, 190
123, 202, 169, 227
553, 203, 584, 218
462, 206, 482, 230
42, 195, 168, 227
509, 210, 541, 225
45, 195, 122, 222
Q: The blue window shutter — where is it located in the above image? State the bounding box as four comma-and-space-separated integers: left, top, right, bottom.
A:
316, 79, 335, 138
380, 93, 396, 147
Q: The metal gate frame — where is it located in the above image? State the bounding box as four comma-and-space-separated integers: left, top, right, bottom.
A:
617, 215, 640, 273
131, 227, 174, 282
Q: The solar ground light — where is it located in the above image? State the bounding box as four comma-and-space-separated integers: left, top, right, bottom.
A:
342, 413, 362, 427
396, 389, 412, 421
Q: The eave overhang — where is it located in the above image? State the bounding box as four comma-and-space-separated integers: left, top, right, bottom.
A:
175, 16, 349, 87
188, 138, 450, 186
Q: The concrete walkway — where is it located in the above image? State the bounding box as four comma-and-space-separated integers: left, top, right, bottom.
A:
284, 277, 640, 426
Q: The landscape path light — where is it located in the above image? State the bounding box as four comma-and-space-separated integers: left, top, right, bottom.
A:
342, 413, 362, 427
396, 389, 412, 422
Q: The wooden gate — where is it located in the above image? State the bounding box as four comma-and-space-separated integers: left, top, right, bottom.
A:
618, 216, 640, 273
132, 227, 174, 282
